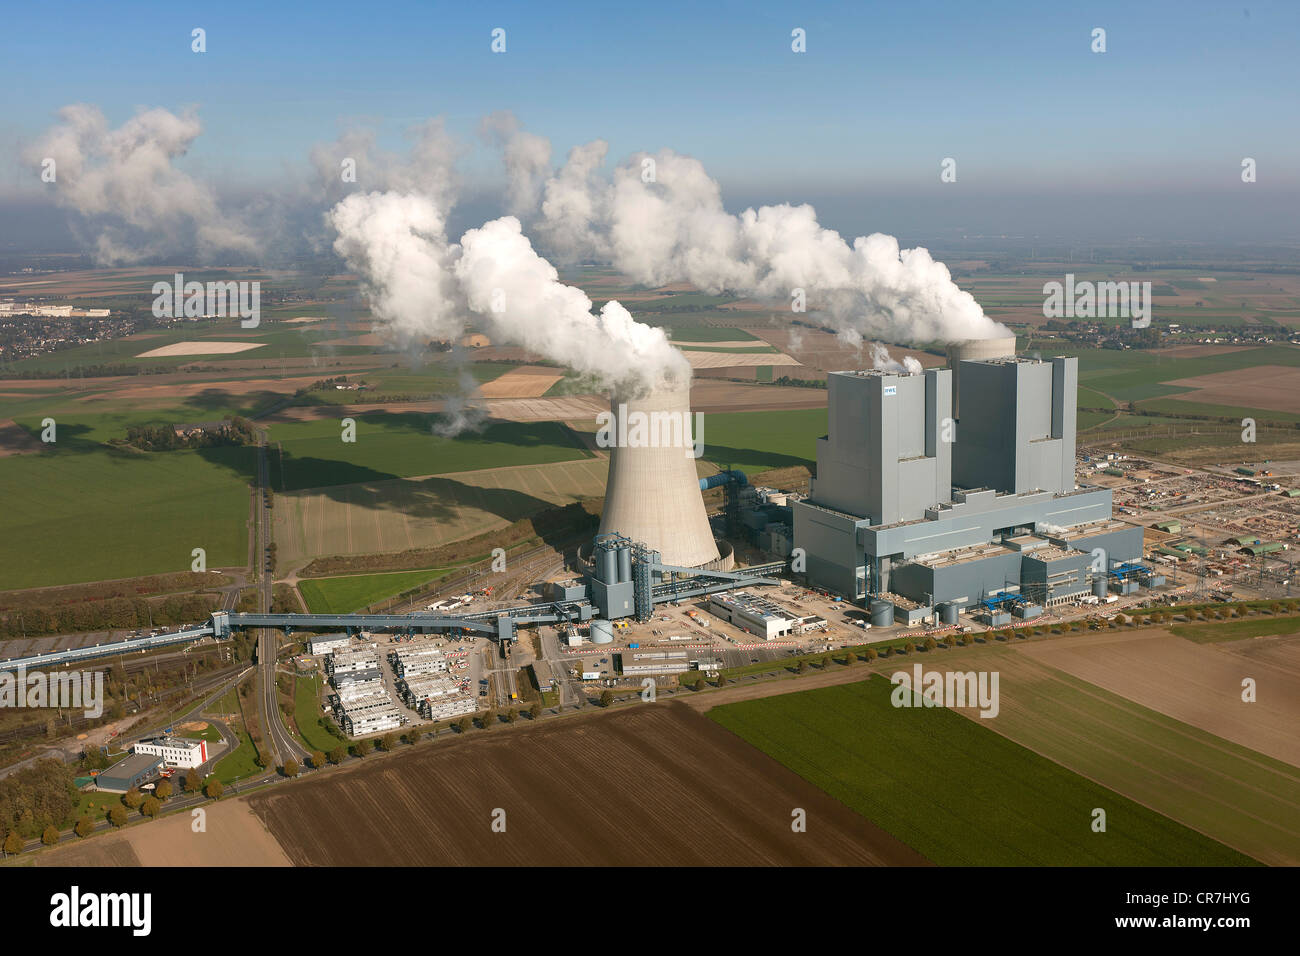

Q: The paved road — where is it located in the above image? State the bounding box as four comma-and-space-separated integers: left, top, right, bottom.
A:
253, 436, 308, 768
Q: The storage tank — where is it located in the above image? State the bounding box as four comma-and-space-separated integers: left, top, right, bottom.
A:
599, 384, 726, 569
617, 544, 633, 583
598, 546, 618, 585
946, 335, 1017, 418
870, 600, 895, 627
1092, 576, 1109, 599
939, 603, 960, 626
591, 620, 614, 644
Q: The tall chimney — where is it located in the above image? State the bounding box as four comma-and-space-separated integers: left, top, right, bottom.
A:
598, 384, 722, 569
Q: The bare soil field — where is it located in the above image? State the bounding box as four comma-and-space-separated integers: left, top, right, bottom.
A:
1016, 630, 1300, 766
483, 396, 606, 421
478, 365, 566, 398
0, 419, 41, 457
249, 701, 928, 866
684, 350, 800, 369
1163, 365, 1300, 415
136, 341, 267, 358
35, 799, 290, 867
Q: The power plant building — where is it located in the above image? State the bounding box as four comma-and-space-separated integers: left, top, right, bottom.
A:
793, 354, 1143, 617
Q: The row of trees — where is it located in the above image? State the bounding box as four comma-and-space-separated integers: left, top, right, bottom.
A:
0, 591, 221, 640
121, 416, 259, 452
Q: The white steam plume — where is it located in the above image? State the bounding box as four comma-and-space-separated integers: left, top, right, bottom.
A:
329, 201, 688, 400
869, 343, 923, 375
310, 118, 462, 209
478, 111, 552, 217
25, 104, 259, 265
455, 217, 689, 393
535, 145, 1008, 347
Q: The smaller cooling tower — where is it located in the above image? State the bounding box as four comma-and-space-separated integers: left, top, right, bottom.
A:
946, 335, 1017, 418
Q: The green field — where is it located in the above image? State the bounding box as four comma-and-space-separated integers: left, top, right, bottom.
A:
1169, 616, 1300, 643
0, 443, 253, 588
293, 675, 343, 754
297, 567, 460, 613
700, 408, 824, 474
710, 675, 1257, 866
267, 415, 591, 492
212, 723, 262, 785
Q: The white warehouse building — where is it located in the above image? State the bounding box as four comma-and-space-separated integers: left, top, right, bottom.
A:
133, 735, 208, 769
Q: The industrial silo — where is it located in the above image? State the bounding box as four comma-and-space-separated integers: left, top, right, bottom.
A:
598, 383, 726, 569
591, 620, 614, 644
946, 335, 1017, 418
1092, 576, 1110, 600
939, 603, 960, 626
870, 600, 895, 627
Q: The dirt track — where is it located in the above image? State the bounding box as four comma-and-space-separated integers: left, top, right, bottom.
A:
249, 701, 928, 866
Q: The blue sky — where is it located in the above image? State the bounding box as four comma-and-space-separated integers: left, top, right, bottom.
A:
2, 0, 1297, 240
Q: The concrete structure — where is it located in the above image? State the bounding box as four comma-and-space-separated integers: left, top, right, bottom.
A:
793, 353, 1143, 612
619, 649, 698, 676
308, 634, 350, 655
134, 736, 208, 769
946, 335, 1017, 418
598, 385, 726, 569
708, 590, 800, 640
96, 753, 164, 793
337, 691, 405, 736
952, 356, 1076, 496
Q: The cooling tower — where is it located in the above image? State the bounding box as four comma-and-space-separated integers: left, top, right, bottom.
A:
598, 385, 724, 569
946, 335, 1017, 417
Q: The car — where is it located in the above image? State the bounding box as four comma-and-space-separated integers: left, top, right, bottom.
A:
479, 690, 488, 697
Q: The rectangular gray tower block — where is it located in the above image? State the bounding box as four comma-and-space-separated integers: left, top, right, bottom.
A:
811, 368, 952, 524
953, 357, 1077, 496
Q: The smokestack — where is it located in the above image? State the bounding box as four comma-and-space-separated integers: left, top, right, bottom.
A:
946, 335, 1017, 418
598, 385, 726, 569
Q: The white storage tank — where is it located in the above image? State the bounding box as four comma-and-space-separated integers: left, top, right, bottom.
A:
591, 620, 615, 644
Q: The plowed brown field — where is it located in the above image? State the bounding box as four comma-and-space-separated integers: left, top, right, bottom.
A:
249, 702, 928, 866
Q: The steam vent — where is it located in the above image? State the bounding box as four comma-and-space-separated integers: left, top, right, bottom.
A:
598, 384, 729, 569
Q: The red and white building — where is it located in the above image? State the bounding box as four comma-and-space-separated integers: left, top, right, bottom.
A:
133, 736, 208, 769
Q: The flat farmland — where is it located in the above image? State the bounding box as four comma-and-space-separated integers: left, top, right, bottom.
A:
34, 798, 290, 867
1163, 365, 1300, 416
0, 444, 254, 588
249, 701, 926, 866
266, 415, 591, 492
1016, 630, 1300, 767
699, 407, 825, 474
709, 675, 1254, 866
274, 457, 609, 565
957, 650, 1297, 865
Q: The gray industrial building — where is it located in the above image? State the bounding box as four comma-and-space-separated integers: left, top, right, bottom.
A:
792, 355, 1144, 619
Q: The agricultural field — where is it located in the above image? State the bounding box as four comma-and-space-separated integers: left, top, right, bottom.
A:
699, 407, 825, 475
297, 566, 461, 613
248, 702, 927, 866
0, 442, 253, 588
951, 648, 1300, 866
266, 415, 591, 492
273, 457, 609, 566
709, 675, 1255, 866
1016, 629, 1300, 766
